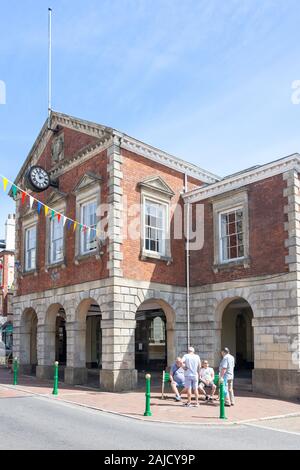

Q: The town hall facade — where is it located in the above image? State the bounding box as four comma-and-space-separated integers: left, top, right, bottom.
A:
12, 112, 300, 399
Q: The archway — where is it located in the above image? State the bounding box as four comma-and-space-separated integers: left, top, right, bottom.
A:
221, 298, 254, 373
135, 299, 175, 372
55, 308, 67, 365
20, 308, 38, 373
44, 304, 67, 366
74, 299, 102, 385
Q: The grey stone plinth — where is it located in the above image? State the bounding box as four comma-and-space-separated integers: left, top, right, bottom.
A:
36, 365, 54, 380
64, 367, 88, 385
101, 369, 138, 392
253, 368, 300, 400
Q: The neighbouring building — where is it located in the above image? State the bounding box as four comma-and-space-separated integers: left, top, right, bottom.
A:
11, 112, 300, 399
0, 214, 15, 351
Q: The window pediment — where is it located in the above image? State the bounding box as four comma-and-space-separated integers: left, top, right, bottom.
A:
138, 176, 175, 199
73, 173, 102, 194
46, 190, 67, 207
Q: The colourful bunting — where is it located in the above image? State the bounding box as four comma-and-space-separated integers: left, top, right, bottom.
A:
3, 178, 8, 192
0, 174, 98, 236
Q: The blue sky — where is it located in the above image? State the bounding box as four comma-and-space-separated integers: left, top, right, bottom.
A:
1, 0, 300, 238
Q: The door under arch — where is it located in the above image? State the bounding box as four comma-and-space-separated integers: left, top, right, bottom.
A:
135, 309, 167, 372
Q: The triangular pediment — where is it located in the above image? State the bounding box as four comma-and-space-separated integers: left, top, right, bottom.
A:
46, 190, 67, 206
73, 172, 102, 193
139, 176, 175, 198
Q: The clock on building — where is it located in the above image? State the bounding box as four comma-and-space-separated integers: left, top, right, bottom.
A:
25, 166, 51, 193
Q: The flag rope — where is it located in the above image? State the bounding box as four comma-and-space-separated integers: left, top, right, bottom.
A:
0, 174, 98, 235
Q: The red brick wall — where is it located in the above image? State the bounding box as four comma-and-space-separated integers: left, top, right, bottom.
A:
121, 149, 203, 286
17, 133, 109, 296
190, 174, 289, 286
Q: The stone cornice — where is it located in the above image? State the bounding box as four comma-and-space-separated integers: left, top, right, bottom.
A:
13, 111, 220, 187
183, 154, 300, 203
120, 135, 220, 184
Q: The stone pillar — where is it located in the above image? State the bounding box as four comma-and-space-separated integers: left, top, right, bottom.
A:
101, 315, 137, 392
64, 321, 87, 385
36, 324, 56, 379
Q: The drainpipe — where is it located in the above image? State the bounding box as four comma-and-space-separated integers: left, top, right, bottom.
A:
184, 174, 190, 349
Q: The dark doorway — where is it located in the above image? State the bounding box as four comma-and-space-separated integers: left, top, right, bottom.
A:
55, 311, 67, 365
135, 309, 167, 372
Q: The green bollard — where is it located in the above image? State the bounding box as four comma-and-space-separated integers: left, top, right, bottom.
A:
144, 373, 152, 417
52, 361, 59, 396
13, 357, 18, 386
219, 379, 227, 420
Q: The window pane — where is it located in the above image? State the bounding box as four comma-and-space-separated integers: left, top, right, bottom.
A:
220, 209, 244, 261
144, 200, 166, 255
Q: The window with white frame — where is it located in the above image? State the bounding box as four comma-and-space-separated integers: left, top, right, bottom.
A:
49, 216, 64, 264
220, 208, 244, 262
25, 226, 37, 271
144, 199, 166, 255
80, 199, 97, 255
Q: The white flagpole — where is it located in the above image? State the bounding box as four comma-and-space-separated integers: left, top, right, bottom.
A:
48, 8, 52, 129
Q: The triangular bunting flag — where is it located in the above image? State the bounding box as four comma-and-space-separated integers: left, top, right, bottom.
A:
73, 222, 77, 232
11, 185, 18, 198
44, 206, 49, 216
3, 177, 8, 192
67, 220, 73, 230
57, 213, 61, 223
37, 202, 42, 214
29, 196, 34, 209
21, 191, 27, 205
63, 216, 67, 227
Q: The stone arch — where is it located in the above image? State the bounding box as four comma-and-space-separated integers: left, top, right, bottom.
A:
135, 296, 177, 371
75, 298, 102, 369
44, 303, 67, 366
217, 296, 254, 372
19, 308, 38, 372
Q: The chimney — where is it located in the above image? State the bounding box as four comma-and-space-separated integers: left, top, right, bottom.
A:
5, 214, 15, 251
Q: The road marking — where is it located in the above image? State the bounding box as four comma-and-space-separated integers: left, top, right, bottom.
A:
244, 422, 300, 437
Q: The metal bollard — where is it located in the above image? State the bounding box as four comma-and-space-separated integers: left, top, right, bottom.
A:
219, 379, 227, 420
52, 361, 59, 395
13, 357, 18, 385
144, 373, 152, 417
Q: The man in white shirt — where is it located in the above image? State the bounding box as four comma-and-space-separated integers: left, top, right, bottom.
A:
219, 347, 235, 406
199, 360, 216, 402
182, 346, 201, 407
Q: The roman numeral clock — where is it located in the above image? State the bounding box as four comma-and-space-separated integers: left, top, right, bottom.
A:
25, 166, 59, 193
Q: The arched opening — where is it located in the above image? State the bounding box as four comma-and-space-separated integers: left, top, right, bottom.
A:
75, 299, 102, 385
135, 299, 175, 373
20, 308, 38, 374
221, 298, 254, 374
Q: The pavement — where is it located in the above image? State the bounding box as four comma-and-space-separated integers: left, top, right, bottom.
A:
0, 367, 299, 427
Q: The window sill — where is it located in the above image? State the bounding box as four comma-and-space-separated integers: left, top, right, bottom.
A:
213, 257, 250, 273
140, 251, 173, 265
20, 269, 38, 278
74, 251, 100, 264
45, 261, 66, 272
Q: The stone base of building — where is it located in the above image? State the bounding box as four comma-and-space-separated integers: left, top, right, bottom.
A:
253, 369, 300, 401
64, 367, 87, 385
101, 369, 138, 392
19, 364, 36, 375
36, 365, 55, 380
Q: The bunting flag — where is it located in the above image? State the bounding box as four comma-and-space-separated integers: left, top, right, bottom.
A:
0, 174, 98, 235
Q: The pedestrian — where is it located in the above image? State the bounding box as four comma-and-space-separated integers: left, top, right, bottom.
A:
182, 346, 201, 407
219, 347, 235, 407
170, 357, 186, 401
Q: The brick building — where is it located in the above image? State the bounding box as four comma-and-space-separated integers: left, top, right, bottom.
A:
12, 112, 300, 399
0, 214, 15, 351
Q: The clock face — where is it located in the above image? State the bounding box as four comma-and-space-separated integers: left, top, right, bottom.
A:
26, 166, 51, 193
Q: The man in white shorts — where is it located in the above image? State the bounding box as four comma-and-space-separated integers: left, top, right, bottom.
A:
182, 346, 201, 407
199, 360, 216, 402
